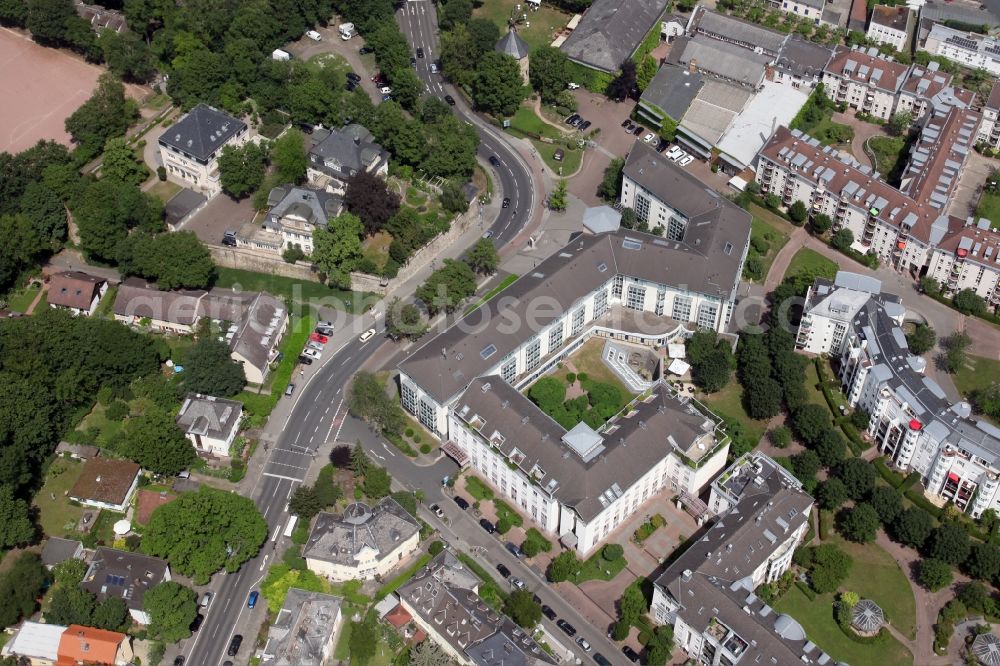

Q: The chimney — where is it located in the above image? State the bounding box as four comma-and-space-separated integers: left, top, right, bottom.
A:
688, 58, 698, 74
354, 136, 361, 145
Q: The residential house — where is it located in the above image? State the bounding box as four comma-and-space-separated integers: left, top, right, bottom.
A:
770, 0, 836, 26
55, 442, 99, 460
773, 36, 835, 90
262, 185, 342, 254
921, 22, 1000, 76
68, 459, 140, 512
74, 1, 127, 33
651, 453, 815, 664
2, 621, 66, 665
175, 393, 243, 458
559, 0, 667, 73
304, 499, 420, 582
47, 271, 108, 316
41, 537, 85, 569
158, 104, 249, 196
57, 625, 133, 665
822, 45, 909, 120
306, 124, 389, 193
227, 290, 288, 384
260, 589, 342, 666
396, 552, 557, 666
867, 5, 914, 51
82, 548, 170, 625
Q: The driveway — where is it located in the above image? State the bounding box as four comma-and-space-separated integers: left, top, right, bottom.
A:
566, 92, 641, 205
180, 193, 256, 244
948, 150, 998, 220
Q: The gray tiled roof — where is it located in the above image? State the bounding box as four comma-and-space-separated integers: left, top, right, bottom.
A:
303, 498, 419, 566
82, 547, 169, 612
776, 36, 835, 80
639, 65, 704, 121
41, 537, 83, 568
673, 35, 769, 87
495, 30, 529, 59
158, 104, 246, 163
176, 393, 243, 441
227, 291, 286, 374
262, 589, 342, 666
454, 378, 727, 521
692, 7, 788, 55
265, 186, 341, 231
308, 124, 387, 180
560, 0, 668, 73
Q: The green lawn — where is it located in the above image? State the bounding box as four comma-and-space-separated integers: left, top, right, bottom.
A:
508, 106, 563, 140
532, 139, 583, 175
832, 534, 917, 640
74, 402, 125, 448
867, 136, 907, 182
784, 248, 839, 282
474, 0, 569, 52
565, 338, 632, 398
35, 459, 87, 538
213, 267, 374, 314
975, 190, 1000, 230
748, 206, 792, 280
954, 354, 1000, 400
803, 362, 827, 407
700, 380, 769, 445
148, 180, 181, 204
6, 283, 43, 313
575, 551, 628, 583
774, 586, 913, 665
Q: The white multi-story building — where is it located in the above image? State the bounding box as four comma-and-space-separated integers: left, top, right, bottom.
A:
449, 378, 730, 555
651, 452, 816, 665
921, 23, 1000, 76
262, 185, 342, 254
977, 81, 1000, 149
175, 393, 243, 459
158, 104, 248, 196
799, 272, 1000, 517
772, 0, 833, 25
822, 45, 909, 120
866, 4, 913, 52
796, 272, 902, 355
893, 61, 962, 122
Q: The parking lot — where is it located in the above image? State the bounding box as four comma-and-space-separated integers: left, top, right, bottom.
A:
283, 24, 382, 103
180, 193, 255, 245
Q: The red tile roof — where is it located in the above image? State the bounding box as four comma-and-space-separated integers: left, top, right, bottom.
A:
57, 625, 124, 665
824, 46, 908, 93
48, 272, 105, 311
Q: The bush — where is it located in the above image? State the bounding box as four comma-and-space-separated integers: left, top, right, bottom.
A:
566, 372, 576, 384
156, 166, 166, 181
405, 428, 414, 437
429, 541, 445, 556
419, 443, 431, 454
602, 544, 624, 561
105, 400, 129, 421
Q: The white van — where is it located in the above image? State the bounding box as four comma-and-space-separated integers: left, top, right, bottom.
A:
567, 82, 580, 90
272, 48, 291, 61
305, 30, 322, 42
338, 22, 355, 40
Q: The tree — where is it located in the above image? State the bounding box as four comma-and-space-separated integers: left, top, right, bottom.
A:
869, 485, 903, 524
942, 331, 972, 374
466, 238, 499, 275
439, 180, 469, 214
0, 485, 35, 548
503, 589, 542, 628
954, 289, 987, 316
811, 213, 833, 234
312, 212, 363, 289
99, 30, 156, 82
792, 404, 830, 446
91, 598, 130, 632
0, 553, 47, 627
141, 487, 268, 584
889, 111, 913, 136
549, 179, 568, 212
351, 445, 370, 478
918, 558, 953, 592
788, 200, 808, 224
838, 503, 880, 543
348, 617, 378, 666
46, 584, 96, 626
409, 639, 455, 666
831, 228, 854, 251
957, 581, 990, 612
65, 73, 138, 160
121, 406, 196, 475
348, 372, 404, 435
647, 626, 674, 666
363, 465, 392, 499
440, 0, 472, 29
770, 425, 793, 448
415, 259, 478, 315
817, 478, 849, 510
19, 180, 67, 247
547, 550, 581, 582
834, 458, 876, 499
218, 141, 268, 199
529, 377, 566, 412
472, 52, 526, 117
73, 177, 163, 264
144, 581, 198, 643
597, 158, 624, 201
101, 137, 147, 187
607, 59, 637, 101
466, 18, 501, 54
529, 46, 571, 103
892, 506, 935, 549
270, 129, 307, 184
807, 544, 853, 594
973, 383, 1000, 420
117, 231, 215, 290
691, 348, 732, 393
619, 207, 637, 230
330, 445, 352, 469
180, 329, 246, 397
345, 170, 400, 236
928, 523, 971, 566
814, 429, 847, 467
385, 297, 428, 340
619, 582, 647, 624
636, 55, 658, 92
288, 485, 323, 520
920, 276, 943, 297
791, 450, 821, 491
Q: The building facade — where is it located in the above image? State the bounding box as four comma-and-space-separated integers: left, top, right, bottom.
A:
158, 104, 248, 196
306, 124, 388, 194
866, 4, 912, 51
261, 589, 342, 666
47, 271, 108, 316
822, 45, 909, 120
175, 393, 243, 458
977, 82, 1000, 149
261, 186, 341, 253
921, 23, 1000, 76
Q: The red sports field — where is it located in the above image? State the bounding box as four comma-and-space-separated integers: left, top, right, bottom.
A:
0, 27, 103, 153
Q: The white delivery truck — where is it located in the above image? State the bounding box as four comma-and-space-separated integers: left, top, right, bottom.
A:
272, 48, 291, 61
338, 22, 355, 40
305, 29, 322, 41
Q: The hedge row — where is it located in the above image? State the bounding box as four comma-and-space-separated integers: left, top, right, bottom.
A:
873, 457, 905, 488
795, 581, 817, 601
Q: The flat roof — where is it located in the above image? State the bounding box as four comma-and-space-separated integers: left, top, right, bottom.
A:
715, 80, 808, 169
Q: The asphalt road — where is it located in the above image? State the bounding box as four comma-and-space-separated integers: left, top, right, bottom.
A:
397, 0, 535, 246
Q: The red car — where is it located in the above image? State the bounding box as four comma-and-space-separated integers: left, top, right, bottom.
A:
309, 332, 328, 344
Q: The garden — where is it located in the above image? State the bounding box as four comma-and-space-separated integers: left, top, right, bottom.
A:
784, 248, 839, 282
867, 136, 909, 184
527, 371, 629, 430
790, 85, 854, 147
473, 0, 569, 52
505, 106, 585, 173
974, 177, 1000, 229
742, 204, 792, 281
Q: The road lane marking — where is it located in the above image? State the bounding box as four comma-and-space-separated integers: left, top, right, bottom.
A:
262, 472, 305, 482
270, 525, 281, 542
382, 442, 396, 457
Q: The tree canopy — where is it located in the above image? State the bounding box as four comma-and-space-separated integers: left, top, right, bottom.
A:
503, 589, 541, 628
529, 46, 571, 103
117, 231, 215, 290
218, 142, 268, 199
472, 52, 526, 117
312, 212, 363, 289
121, 406, 196, 475
466, 238, 499, 275
65, 74, 138, 160
181, 328, 246, 397
144, 581, 198, 642
344, 171, 400, 237
415, 259, 478, 315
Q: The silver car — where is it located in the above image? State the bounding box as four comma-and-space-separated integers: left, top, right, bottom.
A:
306, 341, 324, 351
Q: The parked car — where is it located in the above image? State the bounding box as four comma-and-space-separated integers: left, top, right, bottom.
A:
284, 383, 296, 396
310, 332, 329, 344
565, 113, 580, 125
509, 576, 525, 589
346, 72, 361, 82
541, 605, 557, 621
379, 85, 392, 94
190, 614, 204, 632
482, 230, 494, 239
345, 80, 358, 91
359, 46, 373, 54
298, 355, 313, 365
505, 542, 524, 558
222, 231, 237, 247
479, 518, 495, 533
416, 47, 424, 58
382, 94, 393, 101
359, 328, 376, 342
306, 341, 324, 351
496, 562, 511, 578
643, 132, 656, 143
578, 120, 591, 131
570, 116, 583, 128
444, 94, 456, 106
670, 150, 687, 163
656, 139, 669, 152
247, 591, 259, 609
317, 320, 334, 329
306, 29, 322, 41
502, 197, 510, 208
556, 619, 576, 637
371, 73, 385, 83
316, 326, 334, 336
302, 348, 322, 360
430, 504, 444, 518
489, 155, 501, 168
553, 149, 564, 162
678, 155, 694, 167
227, 635, 243, 657
666, 146, 683, 160
632, 125, 644, 136
173, 657, 184, 666
453, 496, 470, 510
593, 654, 612, 666
577, 637, 591, 652
200, 592, 213, 608
622, 646, 641, 662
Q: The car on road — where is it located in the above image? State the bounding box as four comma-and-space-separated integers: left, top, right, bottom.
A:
200, 592, 213, 608
309, 332, 329, 344
453, 496, 470, 510
172, 657, 184, 666
227, 635, 243, 656
565, 113, 580, 125
678, 155, 694, 167
482, 230, 494, 239
508, 576, 525, 589
360, 46, 373, 54
505, 542, 524, 558
359, 328, 376, 342
556, 619, 576, 637
306, 340, 324, 351
578, 120, 591, 131
346, 72, 361, 82
622, 645, 641, 662
632, 125, 644, 136
502, 197, 510, 208
541, 605, 557, 621
489, 155, 501, 168
416, 47, 424, 58
643, 132, 656, 143
444, 94, 456, 106
302, 348, 322, 360
247, 591, 259, 609
430, 504, 444, 518
298, 355, 313, 365
190, 613, 204, 632
496, 563, 511, 578
479, 518, 496, 533
430, 62, 438, 73
576, 637, 591, 652
593, 653, 612, 666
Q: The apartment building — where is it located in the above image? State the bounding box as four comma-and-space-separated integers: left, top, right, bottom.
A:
894, 61, 957, 120
805, 273, 1000, 516
158, 104, 248, 196
977, 81, 1000, 149
262, 185, 342, 254
796, 272, 901, 354
822, 45, 909, 120
921, 23, 1000, 76
866, 5, 913, 52
651, 453, 815, 665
